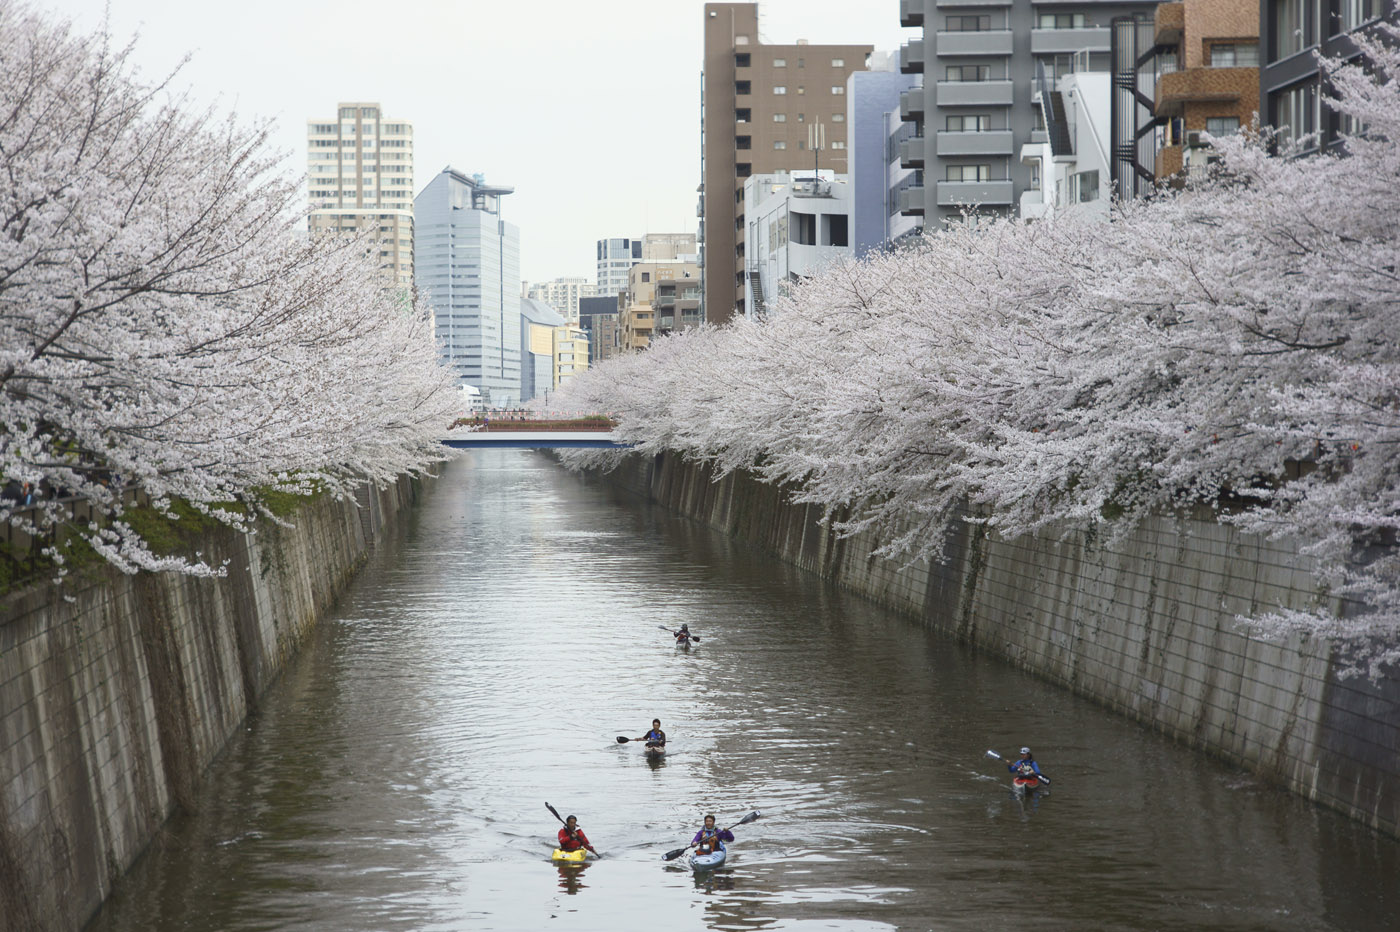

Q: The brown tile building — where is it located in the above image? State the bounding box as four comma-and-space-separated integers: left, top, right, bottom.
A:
1152, 0, 1260, 180
701, 3, 871, 323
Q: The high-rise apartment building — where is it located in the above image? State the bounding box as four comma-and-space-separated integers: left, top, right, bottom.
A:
702, 3, 872, 323
526, 277, 597, 324
895, 0, 1155, 226
307, 102, 414, 291
414, 168, 522, 407
597, 237, 642, 300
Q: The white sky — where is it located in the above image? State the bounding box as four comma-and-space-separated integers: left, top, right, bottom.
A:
39, 0, 910, 283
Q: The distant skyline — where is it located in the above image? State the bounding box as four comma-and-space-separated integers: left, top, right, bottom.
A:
41, 0, 909, 283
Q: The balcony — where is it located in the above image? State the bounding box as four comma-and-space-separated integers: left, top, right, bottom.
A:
936, 80, 1014, 107
936, 179, 1014, 207
936, 129, 1015, 156
901, 38, 924, 73
900, 0, 923, 27
1155, 66, 1257, 116
935, 29, 1014, 57
897, 185, 926, 215
900, 88, 925, 121
1029, 27, 1112, 55
898, 137, 925, 168
1154, 2, 1184, 46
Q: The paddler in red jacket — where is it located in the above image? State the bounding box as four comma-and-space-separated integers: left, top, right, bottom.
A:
557, 815, 597, 856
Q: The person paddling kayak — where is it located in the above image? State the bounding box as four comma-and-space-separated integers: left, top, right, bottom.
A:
691, 814, 735, 854
557, 815, 597, 857
1008, 747, 1043, 778
635, 718, 666, 749
675, 624, 692, 644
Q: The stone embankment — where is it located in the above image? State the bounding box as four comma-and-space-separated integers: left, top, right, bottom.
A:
600, 452, 1399, 839
0, 477, 422, 932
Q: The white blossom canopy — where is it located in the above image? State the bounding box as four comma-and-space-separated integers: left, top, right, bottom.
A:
557, 27, 1400, 677
0, 0, 458, 576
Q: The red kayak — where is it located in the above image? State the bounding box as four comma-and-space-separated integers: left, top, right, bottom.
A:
1013, 774, 1041, 793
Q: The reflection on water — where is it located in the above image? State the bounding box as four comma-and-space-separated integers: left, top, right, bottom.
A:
87, 451, 1400, 932
556, 862, 591, 896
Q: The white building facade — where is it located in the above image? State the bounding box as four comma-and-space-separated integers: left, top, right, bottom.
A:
307, 102, 414, 291
596, 237, 641, 300
1018, 71, 1112, 219
415, 169, 522, 407
743, 171, 852, 317
525, 277, 596, 324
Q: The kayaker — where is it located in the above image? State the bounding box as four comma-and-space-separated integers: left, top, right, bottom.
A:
635, 718, 666, 749
1008, 747, 1043, 777
557, 815, 596, 856
675, 624, 692, 643
690, 814, 735, 853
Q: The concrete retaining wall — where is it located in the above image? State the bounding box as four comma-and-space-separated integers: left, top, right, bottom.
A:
603, 452, 1399, 839
0, 478, 420, 932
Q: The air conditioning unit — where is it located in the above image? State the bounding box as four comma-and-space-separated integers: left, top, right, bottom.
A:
1185, 130, 1204, 147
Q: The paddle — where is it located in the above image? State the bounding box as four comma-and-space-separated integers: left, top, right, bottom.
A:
985, 749, 1052, 784
545, 801, 601, 858
661, 810, 761, 861
658, 624, 700, 642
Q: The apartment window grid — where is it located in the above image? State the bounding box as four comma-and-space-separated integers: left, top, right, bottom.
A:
1209, 43, 1259, 66
1038, 13, 1087, 29
946, 164, 993, 182
946, 15, 991, 31
946, 65, 992, 82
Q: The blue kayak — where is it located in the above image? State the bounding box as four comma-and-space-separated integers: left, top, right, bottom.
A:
688, 842, 727, 871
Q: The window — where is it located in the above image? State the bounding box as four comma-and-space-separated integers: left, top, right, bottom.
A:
946, 15, 991, 31
1273, 0, 1319, 57
774, 86, 787, 95
946, 164, 992, 182
1274, 80, 1319, 147
797, 112, 805, 122
1037, 13, 1086, 28
735, 52, 751, 67
736, 80, 751, 95
1209, 43, 1258, 66
832, 58, 845, 67
947, 114, 992, 131
832, 113, 844, 122
1340, 0, 1379, 30
736, 135, 751, 149
831, 140, 845, 149
831, 85, 845, 95
946, 65, 991, 82
791, 211, 817, 245
774, 140, 787, 149
797, 58, 805, 68
1205, 116, 1241, 135
736, 108, 751, 122
774, 57, 787, 67
1071, 170, 1099, 202
735, 35, 750, 45
773, 113, 787, 122
797, 86, 806, 95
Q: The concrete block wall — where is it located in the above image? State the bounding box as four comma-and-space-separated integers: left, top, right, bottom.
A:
0, 477, 420, 932
598, 452, 1399, 839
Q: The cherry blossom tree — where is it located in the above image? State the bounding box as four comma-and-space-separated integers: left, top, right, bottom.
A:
0, 0, 457, 576
557, 28, 1400, 675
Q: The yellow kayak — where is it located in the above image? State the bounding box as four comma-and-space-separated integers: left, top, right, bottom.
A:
552, 847, 588, 863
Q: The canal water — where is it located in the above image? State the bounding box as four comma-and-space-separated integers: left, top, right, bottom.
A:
88, 451, 1400, 932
